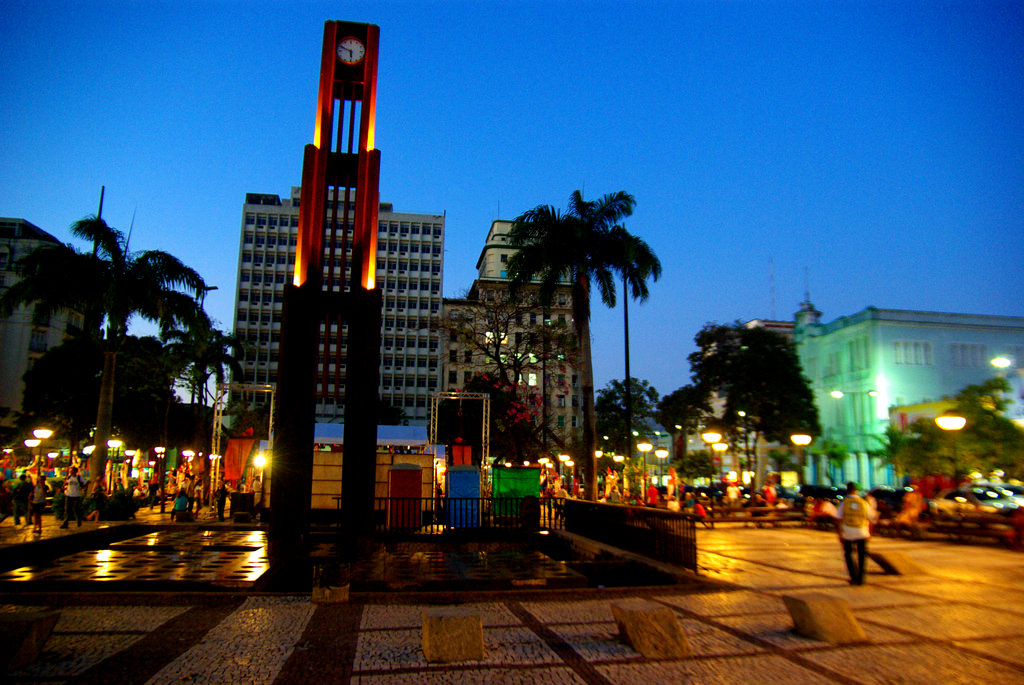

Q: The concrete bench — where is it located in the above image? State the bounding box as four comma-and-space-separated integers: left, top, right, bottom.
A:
610, 599, 691, 658
421, 608, 485, 662
0, 610, 61, 672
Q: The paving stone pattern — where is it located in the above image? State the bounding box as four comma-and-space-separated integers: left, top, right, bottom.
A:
3, 525, 1024, 683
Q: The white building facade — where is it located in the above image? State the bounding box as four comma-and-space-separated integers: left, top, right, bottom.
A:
0, 218, 84, 425
232, 188, 445, 425
794, 301, 1024, 486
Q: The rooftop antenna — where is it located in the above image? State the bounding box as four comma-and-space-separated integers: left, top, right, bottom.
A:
803, 266, 811, 303
96, 185, 105, 219
769, 256, 776, 320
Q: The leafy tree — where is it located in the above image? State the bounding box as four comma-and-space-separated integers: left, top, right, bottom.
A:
869, 426, 912, 482
810, 438, 850, 485
596, 377, 660, 457
437, 285, 578, 453
898, 379, 1024, 481
675, 448, 716, 482
656, 384, 709, 460
688, 323, 820, 486
164, 315, 243, 450
0, 215, 206, 491
19, 336, 103, 448
377, 399, 408, 426
508, 190, 661, 499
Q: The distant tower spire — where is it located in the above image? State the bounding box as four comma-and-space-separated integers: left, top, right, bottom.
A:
795, 266, 821, 331
769, 256, 776, 320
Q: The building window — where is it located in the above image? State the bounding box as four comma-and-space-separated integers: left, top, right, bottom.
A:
894, 341, 933, 366
448, 370, 458, 384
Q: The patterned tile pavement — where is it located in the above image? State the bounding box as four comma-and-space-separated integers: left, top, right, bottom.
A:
2, 522, 1024, 683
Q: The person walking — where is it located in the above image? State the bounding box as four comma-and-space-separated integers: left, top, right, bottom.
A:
215, 478, 229, 522
13, 473, 33, 526
31, 474, 50, 534
185, 475, 197, 515
61, 466, 86, 528
835, 481, 875, 585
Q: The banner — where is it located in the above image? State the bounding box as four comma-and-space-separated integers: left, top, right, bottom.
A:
224, 439, 257, 481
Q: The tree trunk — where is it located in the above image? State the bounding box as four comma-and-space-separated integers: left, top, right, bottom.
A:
89, 349, 117, 493
578, 314, 597, 501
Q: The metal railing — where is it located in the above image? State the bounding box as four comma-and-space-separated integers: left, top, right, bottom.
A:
371, 496, 564, 536
563, 500, 698, 572
365, 496, 698, 572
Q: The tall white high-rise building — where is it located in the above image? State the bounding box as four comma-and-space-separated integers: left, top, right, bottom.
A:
232, 188, 445, 425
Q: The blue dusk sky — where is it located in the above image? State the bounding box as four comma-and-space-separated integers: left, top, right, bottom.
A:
2, 0, 1022, 397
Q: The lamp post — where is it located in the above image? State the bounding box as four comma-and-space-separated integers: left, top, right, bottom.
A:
637, 439, 653, 496
935, 409, 966, 483
558, 453, 570, 483
701, 422, 723, 480
254, 453, 268, 516
107, 439, 123, 492
154, 446, 166, 514
655, 447, 669, 488
790, 432, 812, 484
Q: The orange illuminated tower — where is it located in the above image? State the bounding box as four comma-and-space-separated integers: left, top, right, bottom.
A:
271, 21, 382, 555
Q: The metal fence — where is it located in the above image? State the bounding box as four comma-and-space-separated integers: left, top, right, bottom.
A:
367, 496, 697, 572
371, 496, 563, 536
563, 500, 698, 572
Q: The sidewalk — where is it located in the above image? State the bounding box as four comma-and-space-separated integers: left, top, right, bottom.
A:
3, 522, 1024, 683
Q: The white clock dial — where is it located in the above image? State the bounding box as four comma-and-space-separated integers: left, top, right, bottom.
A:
337, 37, 365, 65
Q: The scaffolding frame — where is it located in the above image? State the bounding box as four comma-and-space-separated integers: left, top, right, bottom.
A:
211, 383, 276, 491
428, 391, 490, 466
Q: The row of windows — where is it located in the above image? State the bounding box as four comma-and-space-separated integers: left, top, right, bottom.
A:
243, 215, 443, 238
383, 317, 433, 330
893, 341, 933, 366
237, 311, 282, 324
245, 214, 299, 228
384, 299, 441, 313
949, 343, 986, 368
379, 242, 442, 256
239, 291, 284, 304
381, 377, 439, 390
243, 233, 299, 246
242, 253, 294, 266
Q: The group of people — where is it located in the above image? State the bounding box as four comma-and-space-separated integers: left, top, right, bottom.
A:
1, 466, 88, 533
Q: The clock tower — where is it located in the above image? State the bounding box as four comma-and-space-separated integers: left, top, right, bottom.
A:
271, 21, 382, 556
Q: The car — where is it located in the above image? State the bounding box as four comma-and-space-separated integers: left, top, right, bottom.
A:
929, 486, 1020, 518
797, 484, 845, 507
869, 486, 914, 519
973, 482, 1024, 507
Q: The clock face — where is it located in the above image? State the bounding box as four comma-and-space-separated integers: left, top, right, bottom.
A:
337, 37, 366, 65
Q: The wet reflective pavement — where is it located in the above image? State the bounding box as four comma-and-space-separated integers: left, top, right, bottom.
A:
0, 529, 270, 586
3, 516, 1024, 683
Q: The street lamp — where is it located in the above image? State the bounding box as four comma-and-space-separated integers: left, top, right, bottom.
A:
107, 439, 123, 491
935, 409, 966, 482
655, 447, 669, 488
154, 446, 166, 514
254, 453, 268, 516
790, 432, 812, 484
637, 439, 653, 494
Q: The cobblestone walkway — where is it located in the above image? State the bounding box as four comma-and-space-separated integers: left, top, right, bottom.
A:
4, 526, 1024, 684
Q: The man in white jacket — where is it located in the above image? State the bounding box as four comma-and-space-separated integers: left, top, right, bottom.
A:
835, 481, 875, 585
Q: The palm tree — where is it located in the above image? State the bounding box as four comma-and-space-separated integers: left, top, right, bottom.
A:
164, 315, 244, 451
507, 190, 661, 500
0, 215, 206, 491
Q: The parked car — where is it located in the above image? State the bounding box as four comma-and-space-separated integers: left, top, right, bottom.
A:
797, 484, 845, 507
869, 486, 914, 519
929, 486, 1020, 518
973, 482, 1024, 507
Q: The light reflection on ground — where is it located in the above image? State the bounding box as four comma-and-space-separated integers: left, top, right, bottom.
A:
0, 530, 269, 586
